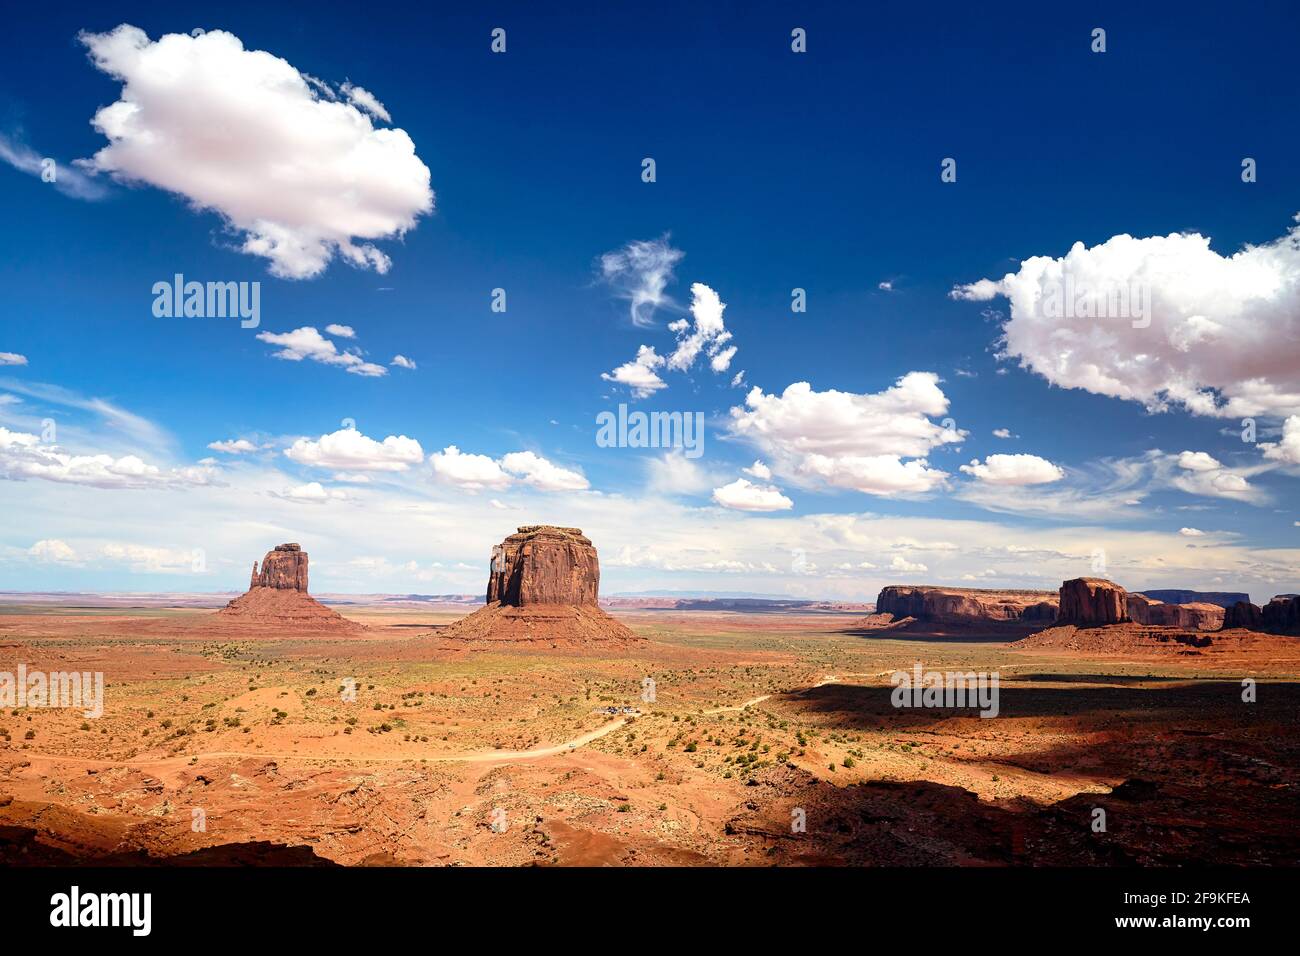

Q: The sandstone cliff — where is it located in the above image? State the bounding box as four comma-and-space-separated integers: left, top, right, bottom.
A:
250, 543, 309, 591
1058, 578, 1129, 626
1222, 600, 1263, 630
1139, 589, 1250, 609
1262, 595, 1300, 635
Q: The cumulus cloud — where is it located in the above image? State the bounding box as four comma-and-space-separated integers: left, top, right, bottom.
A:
324, 324, 355, 338
208, 438, 259, 454
992, 428, 1014, 439
429, 445, 510, 491
598, 236, 684, 327
888, 555, 928, 573
1261, 415, 1300, 465
727, 372, 963, 496
960, 453, 1064, 485
273, 481, 349, 502
711, 477, 794, 512
601, 344, 667, 398
28, 539, 78, 564
1179, 527, 1206, 537
256, 326, 387, 376
0, 352, 28, 366
390, 354, 417, 370
952, 219, 1300, 418
743, 460, 772, 480
0, 425, 218, 489
430, 446, 589, 493
78, 25, 433, 278
500, 451, 589, 492
284, 428, 423, 472
668, 283, 736, 373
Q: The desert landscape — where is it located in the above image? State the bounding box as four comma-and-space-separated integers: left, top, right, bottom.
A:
2, 529, 1297, 868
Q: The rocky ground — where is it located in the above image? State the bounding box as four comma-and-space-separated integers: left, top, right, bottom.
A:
0, 603, 1298, 866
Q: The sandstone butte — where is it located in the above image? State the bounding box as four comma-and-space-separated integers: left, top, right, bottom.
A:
217, 543, 362, 632
442, 526, 639, 644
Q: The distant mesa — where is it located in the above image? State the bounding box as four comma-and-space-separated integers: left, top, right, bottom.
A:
1223, 600, 1264, 630
443, 526, 639, 644
218, 542, 362, 632
1139, 589, 1250, 610
1262, 594, 1300, 635
869, 585, 1058, 628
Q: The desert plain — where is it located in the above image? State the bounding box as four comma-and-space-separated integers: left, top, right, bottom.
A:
2, 591, 1299, 867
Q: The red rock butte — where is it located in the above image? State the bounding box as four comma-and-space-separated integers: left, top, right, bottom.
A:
443, 526, 638, 644
217, 542, 361, 632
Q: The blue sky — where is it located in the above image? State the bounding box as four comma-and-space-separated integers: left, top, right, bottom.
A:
1, 1, 1297, 600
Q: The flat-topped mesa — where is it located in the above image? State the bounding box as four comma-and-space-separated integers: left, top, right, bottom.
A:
1127, 593, 1224, 631
252, 542, 308, 592
1140, 589, 1250, 609
487, 525, 599, 607
874, 585, 1058, 624
1058, 577, 1130, 626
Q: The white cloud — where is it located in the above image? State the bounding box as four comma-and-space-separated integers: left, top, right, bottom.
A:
0, 133, 107, 200
429, 445, 511, 491
668, 283, 736, 373
0, 425, 218, 489
952, 218, 1300, 418
1179, 527, 1206, 537
728, 372, 963, 496
256, 326, 387, 376
992, 428, 1013, 439
284, 428, 423, 472
324, 324, 355, 338
1261, 415, 1300, 465
599, 236, 684, 327
743, 460, 772, 480
889, 555, 928, 573
391, 354, 417, 370
274, 481, 349, 502
0, 352, 28, 366
711, 478, 794, 512
429, 446, 587, 493
208, 438, 259, 454
28, 539, 78, 564
959, 453, 1064, 485
500, 451, 589, 492
339, 82, 391, 123
601, 345, 667, 398
1177, 450, 1222, 472
878, 281, 894, 292
78, 25, 432, 278
99, 542, 195, 573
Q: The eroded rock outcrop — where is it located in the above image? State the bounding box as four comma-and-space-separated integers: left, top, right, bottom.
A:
1128, 593, 1224, 631
874, 586, 1058, 625
218, 543, 359, 631
1222, 601, 1263, 630
444, 526, 638, 644
1058, 578, 1129, 626
1262, 595, 1300, 635
250, 543, 309, 591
